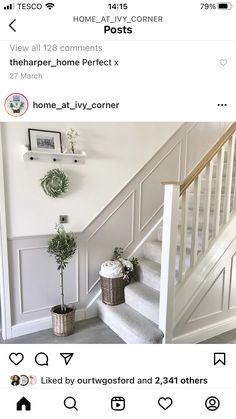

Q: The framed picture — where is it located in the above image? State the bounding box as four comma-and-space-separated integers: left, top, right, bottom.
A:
28, 129, 62, 153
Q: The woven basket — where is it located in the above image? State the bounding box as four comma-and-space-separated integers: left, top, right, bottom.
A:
51, 305, 75, 337
100, 275, 125, 305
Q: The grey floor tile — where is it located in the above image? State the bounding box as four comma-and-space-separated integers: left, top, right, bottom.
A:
0, 318, 124, 344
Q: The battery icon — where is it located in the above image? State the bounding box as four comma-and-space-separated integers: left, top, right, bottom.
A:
217, 2, 233, 8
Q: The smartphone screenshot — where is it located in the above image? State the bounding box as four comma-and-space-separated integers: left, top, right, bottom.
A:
0, 0, 235, 417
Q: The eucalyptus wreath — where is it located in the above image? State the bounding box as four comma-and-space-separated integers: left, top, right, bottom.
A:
40, 168, 69, 198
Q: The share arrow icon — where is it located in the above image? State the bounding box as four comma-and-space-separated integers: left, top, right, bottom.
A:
60, 353, 74, 365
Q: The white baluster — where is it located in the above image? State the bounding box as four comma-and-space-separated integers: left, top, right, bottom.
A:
202, 161, 213, 252
190, 174, 202, 267
213, 147, 224, 237
224, 134, 235, 223
159, 182, 180, 343
178, 189, 189, 282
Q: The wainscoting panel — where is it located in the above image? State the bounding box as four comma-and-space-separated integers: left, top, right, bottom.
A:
8, 237, 78, 325
86, 192, 135, 292
187, 269, 225, 323
139, 143, 181, 232
228, 252, 236, 310
174, 217, 236, 342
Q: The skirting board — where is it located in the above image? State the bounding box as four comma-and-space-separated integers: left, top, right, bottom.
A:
10, 307, 98, 340
172, 316, 236, 344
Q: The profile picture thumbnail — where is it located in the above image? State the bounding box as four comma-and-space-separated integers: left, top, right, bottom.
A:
4, 93, 28, 117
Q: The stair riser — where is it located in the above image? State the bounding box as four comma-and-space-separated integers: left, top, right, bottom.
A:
143, 241, 191, 269
139, 264, 161, 291
125, 288, 159, 324
143, 242, 162, 265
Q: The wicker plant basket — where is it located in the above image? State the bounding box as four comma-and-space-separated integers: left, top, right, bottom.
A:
100, 275, 125, 305
50, 305, 75, 337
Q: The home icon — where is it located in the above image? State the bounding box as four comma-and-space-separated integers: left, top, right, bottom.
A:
16, 397, 31, 411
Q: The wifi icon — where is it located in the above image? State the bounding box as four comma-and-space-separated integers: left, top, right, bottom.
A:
45, 2, 55, 9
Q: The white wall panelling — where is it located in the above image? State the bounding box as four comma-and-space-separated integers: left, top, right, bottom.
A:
174, 214, 236, 343
86, 192, 135, 293
228, 252, 236, 310
139, 142, 181, 232
8, 237, 78, 325
187, 270, 225, 322
79, 122, 202, 297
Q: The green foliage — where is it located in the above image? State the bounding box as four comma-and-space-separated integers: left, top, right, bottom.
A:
113, 247, 124, 259
41, 169, 69, 198
48, 225, 77, 271
112, 247, 139, 283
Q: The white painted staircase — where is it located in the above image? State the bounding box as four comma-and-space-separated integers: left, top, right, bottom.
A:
98, 124, 236, 343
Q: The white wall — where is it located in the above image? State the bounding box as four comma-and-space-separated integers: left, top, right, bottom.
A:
1, 122, 182, 238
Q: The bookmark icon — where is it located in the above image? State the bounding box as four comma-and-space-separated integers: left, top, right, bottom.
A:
213, 352, 226, 366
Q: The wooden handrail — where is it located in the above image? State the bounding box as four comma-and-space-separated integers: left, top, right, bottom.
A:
179, 122, 236, 195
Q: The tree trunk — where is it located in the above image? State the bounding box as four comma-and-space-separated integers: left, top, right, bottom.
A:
60, 267, 65, 312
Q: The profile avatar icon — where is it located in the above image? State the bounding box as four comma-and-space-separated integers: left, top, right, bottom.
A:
10, 375, 20, 386
205, 396, 220, 411
4, 93, 28, 117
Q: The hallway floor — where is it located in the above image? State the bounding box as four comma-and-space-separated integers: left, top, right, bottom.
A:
0, 318, 236, 344
0, 318, 124, 344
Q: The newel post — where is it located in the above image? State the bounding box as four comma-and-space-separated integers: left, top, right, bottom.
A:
159, 181, 180, 343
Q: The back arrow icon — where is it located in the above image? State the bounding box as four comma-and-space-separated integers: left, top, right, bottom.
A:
9, 19, 16, 32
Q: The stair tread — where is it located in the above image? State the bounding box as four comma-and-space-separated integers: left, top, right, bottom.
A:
125, 281, 160, 301
97, 297, 163, 344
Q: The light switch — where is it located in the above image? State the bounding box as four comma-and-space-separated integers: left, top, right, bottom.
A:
59, 215, 68, 224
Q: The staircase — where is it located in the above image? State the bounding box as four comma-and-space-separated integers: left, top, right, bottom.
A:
97, 247, 163, 343
98, 123, 236, 343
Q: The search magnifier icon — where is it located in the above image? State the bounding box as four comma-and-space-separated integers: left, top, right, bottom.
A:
64, 397, 78, 411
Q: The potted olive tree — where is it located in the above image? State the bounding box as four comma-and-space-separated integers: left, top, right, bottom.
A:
48, 224, 77, 336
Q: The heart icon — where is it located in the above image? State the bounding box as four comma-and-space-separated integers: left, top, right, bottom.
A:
219, 59, 228, 66
9, 352, 24, 365
158, 397, 173, 410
